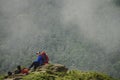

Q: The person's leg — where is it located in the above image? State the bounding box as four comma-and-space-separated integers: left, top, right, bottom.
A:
33, 62, 40, 70
14, 65, 21, 74
14, 70, 19, 74
29, 62, 36, 69
29, 62, 39, 70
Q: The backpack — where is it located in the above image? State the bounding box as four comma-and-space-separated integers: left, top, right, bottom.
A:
41, 52, 49, 64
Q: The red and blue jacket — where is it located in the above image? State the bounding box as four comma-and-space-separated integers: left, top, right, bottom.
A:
41, 51, 49, 64
34, 55, 43, 65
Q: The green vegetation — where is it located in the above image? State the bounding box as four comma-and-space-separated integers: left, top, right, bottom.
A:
1, 63, 119, 80
0, 75, 4, 80
23, 70, 117, 80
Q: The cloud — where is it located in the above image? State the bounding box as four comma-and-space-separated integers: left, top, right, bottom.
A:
61, 0, 120, 51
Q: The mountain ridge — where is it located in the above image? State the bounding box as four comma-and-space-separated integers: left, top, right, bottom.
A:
1, 64, 118, 80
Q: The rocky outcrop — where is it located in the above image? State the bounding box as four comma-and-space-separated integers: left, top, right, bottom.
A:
3, 64, 116, 80
4, 64, 68, 80
37, 64, 68, 73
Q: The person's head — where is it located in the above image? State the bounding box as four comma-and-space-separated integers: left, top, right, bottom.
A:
17, 65, 21, 70
36, 51, 40, 56
41, 51, 46, 55
8, 71, 12, 76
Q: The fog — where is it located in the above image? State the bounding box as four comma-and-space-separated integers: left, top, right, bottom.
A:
0, 0, 120, 78
61, 0, 120, 52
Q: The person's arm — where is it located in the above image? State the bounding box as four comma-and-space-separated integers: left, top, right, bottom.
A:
45, 55, 49, 63
39, 56, 43, 65
35, 56, 43, 65
47, 55, 49, 61
34, 56, 40, 62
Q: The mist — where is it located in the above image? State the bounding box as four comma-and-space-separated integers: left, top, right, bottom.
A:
0, 0, 120, 78
61, 0, 120, 52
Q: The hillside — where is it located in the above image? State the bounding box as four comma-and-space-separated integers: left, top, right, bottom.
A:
1, 64, 118, 80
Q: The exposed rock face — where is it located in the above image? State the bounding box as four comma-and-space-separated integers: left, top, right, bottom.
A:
37, 64, 68, 73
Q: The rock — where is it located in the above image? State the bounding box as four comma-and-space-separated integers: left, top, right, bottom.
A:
36, 64, 68, 73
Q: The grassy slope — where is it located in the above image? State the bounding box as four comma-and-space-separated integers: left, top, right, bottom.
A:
0, 75, 4, 80
23, 70, 117, 80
